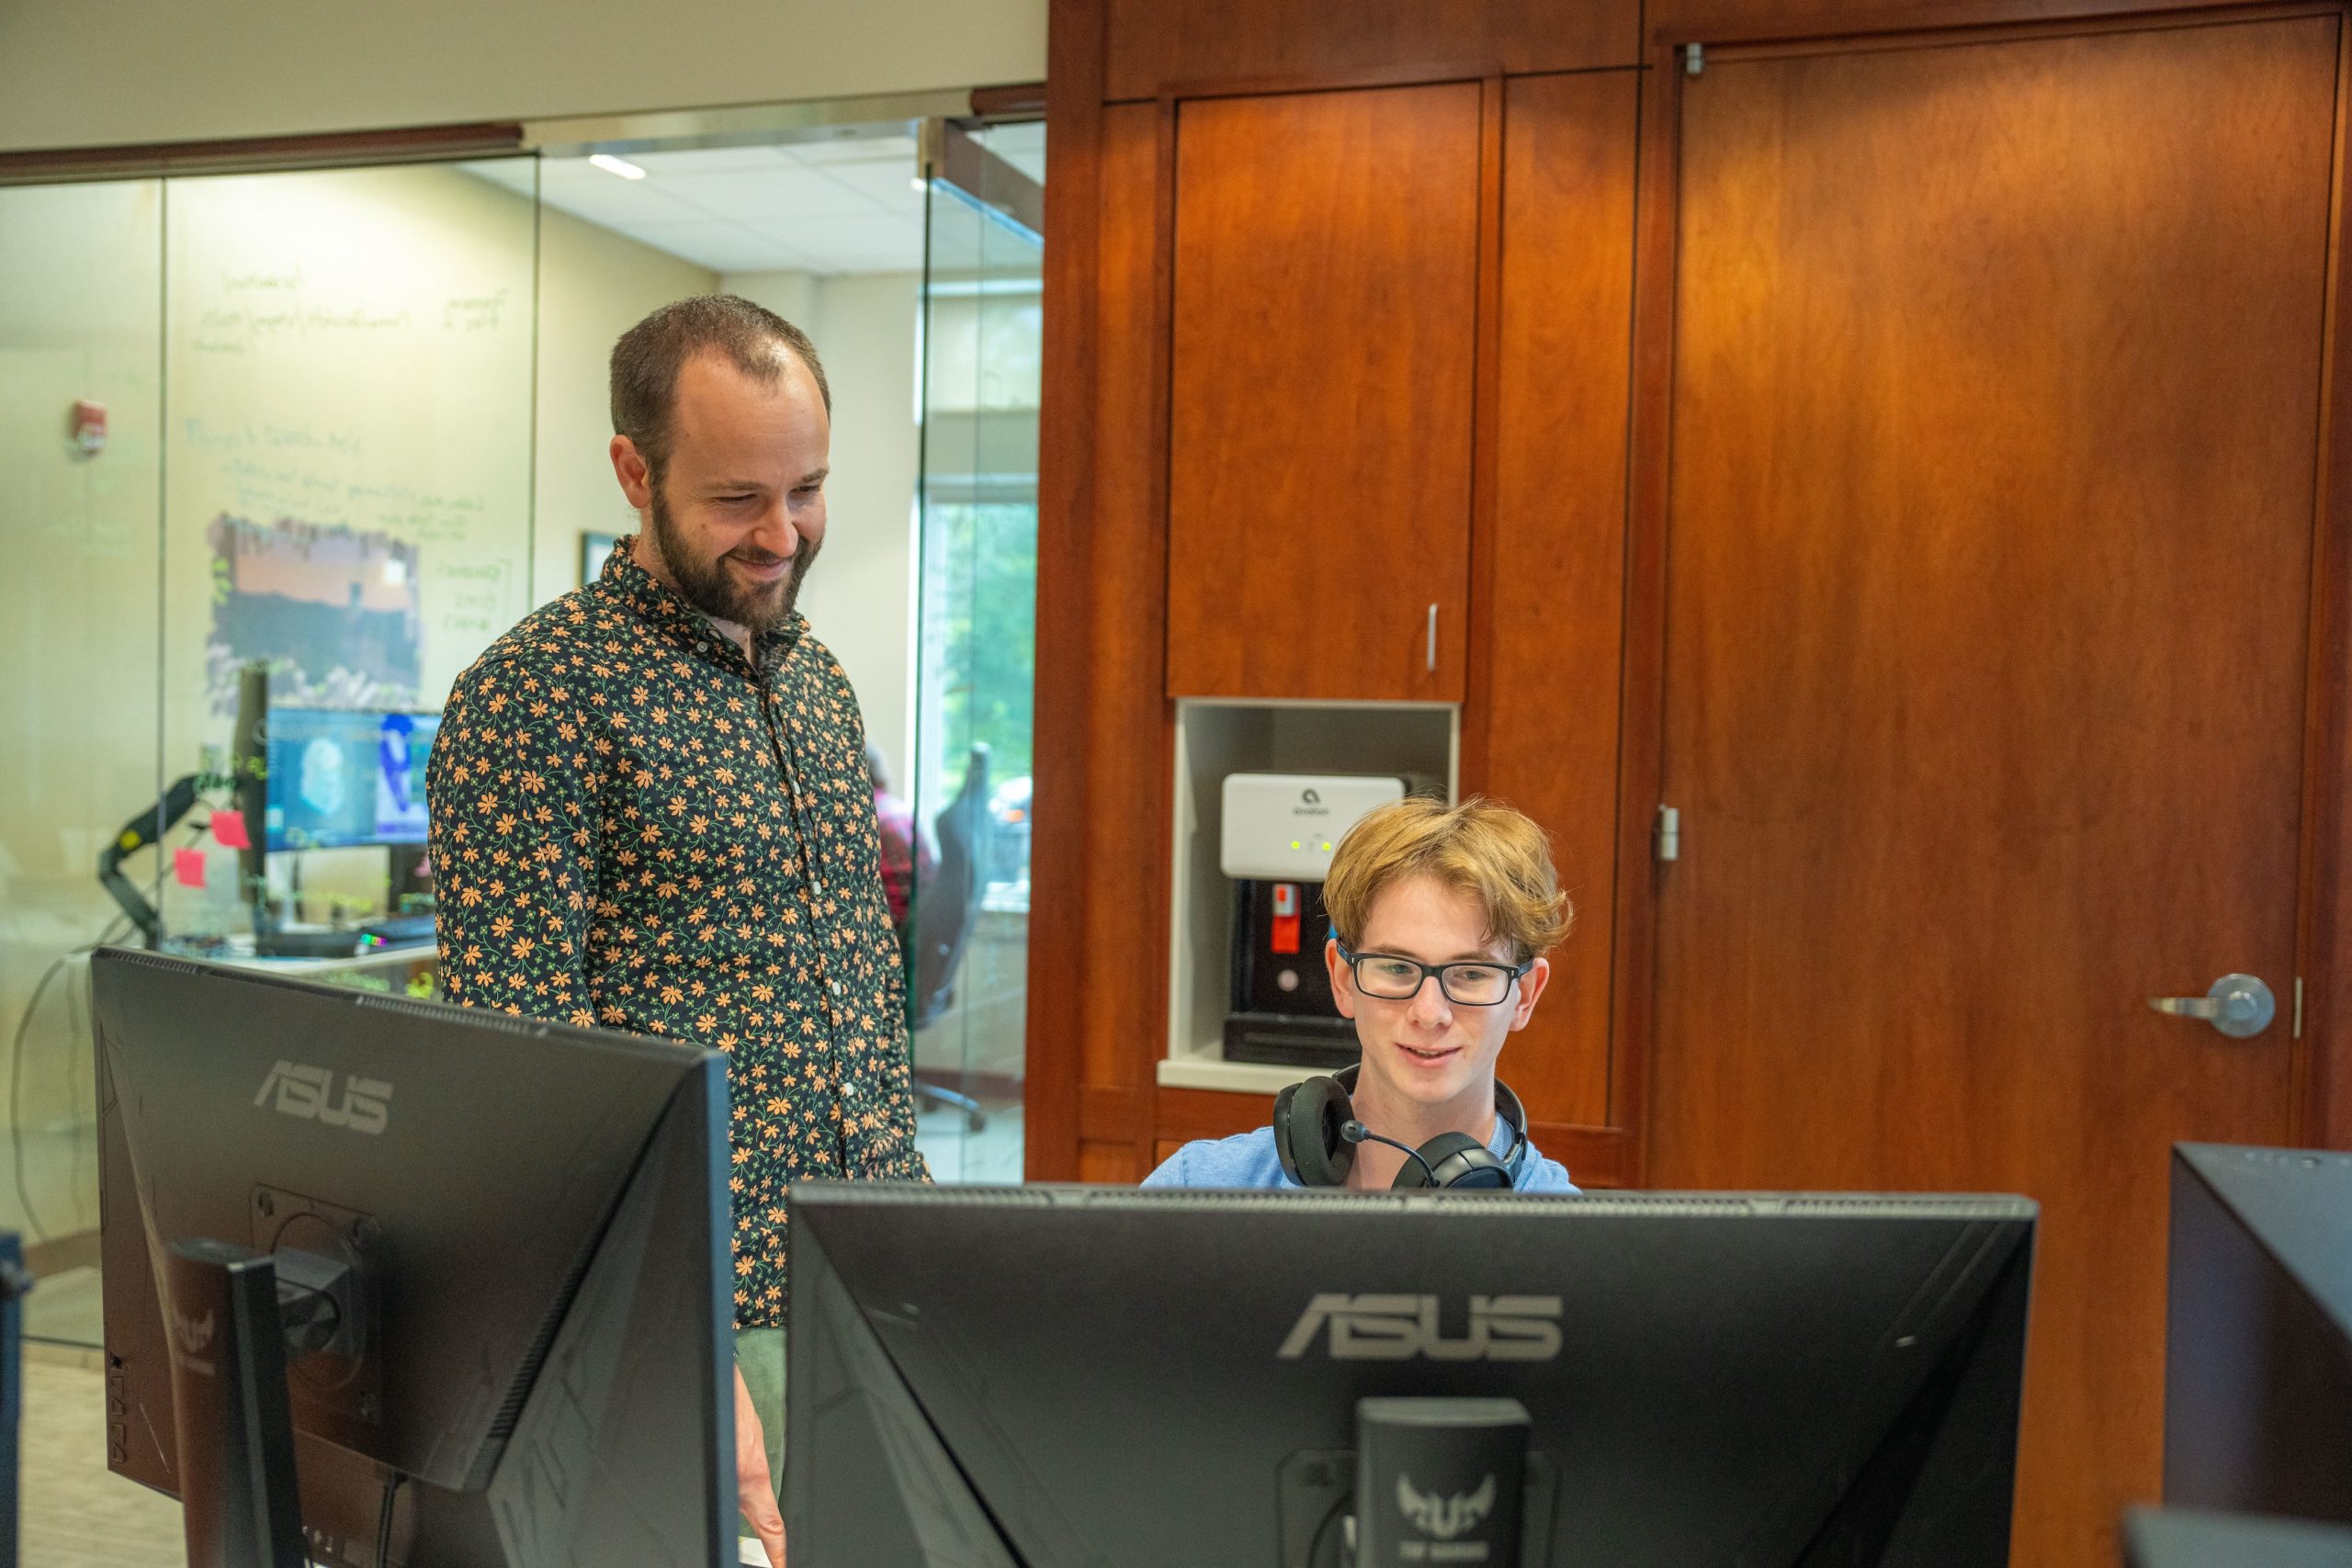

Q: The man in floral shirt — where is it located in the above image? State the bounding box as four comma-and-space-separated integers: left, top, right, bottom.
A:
426, 295, 927, 1567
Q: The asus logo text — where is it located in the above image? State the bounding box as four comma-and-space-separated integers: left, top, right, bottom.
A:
256, 1061, 392, 1136
1278, 1293, 1563, 1361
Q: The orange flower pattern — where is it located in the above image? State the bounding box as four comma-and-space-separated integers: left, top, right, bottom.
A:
425, 535, 929, 1328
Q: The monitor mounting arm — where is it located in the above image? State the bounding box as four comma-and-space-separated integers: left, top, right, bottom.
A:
95, 773, 211, 947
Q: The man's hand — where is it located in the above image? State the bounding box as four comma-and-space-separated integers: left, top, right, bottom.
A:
735, 1363, 786, 1567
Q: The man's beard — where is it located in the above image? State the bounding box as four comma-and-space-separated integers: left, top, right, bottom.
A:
645, 481, 820, 635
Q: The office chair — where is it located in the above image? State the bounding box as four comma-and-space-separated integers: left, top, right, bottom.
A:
910, 745, 991, 1134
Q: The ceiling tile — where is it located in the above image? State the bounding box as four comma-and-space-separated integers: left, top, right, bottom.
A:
749, 212, 924, 276
465, 142, 937, 277
628, 145, 796, 175
630, 221, 802, 274
812, 158, 929, 214
787, 134, 920, 167
654, 166, 882, 224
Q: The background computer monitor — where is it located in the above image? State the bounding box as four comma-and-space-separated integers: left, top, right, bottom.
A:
786, 1184, 2037, 1567
2165, 1143, 2352, 1528
95, 950, 734, 1568
264, 706, 440, 852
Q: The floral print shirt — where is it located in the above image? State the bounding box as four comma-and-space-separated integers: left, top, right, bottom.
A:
426, 534, 928, 1328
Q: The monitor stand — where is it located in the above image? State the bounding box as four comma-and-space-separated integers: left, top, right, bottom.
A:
387, 843, 430, 914
162, 1240, 363, 1568
1347, 1398, 1531, 1568
249, 877, 361, 960
252, 929, 363, 960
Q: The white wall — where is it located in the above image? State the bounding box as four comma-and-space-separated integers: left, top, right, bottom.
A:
532, 207, 720, 608
0, 181, 165, 1147
723, 269, 922, 794
0, 0, 1046, 152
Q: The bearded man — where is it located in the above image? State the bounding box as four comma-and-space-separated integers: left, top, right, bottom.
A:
426, 294, 929, 1568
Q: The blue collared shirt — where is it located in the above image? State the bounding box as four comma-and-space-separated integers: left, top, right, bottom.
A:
1142, 1116, 1578, 1192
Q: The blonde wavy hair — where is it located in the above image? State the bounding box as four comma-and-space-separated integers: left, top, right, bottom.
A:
1322, 795, 1572, 964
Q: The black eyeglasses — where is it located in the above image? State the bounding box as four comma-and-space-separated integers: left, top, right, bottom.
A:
1333, 940, 1530, 1008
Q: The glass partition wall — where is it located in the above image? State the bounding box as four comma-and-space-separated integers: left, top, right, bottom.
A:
0, 114, 1042, 1350
0, 157, 541, 1348
906, 121, 1044, 1184
0, 179, 164, 1346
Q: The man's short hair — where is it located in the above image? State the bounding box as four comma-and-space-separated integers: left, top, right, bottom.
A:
609, 294, 831, 488
1322, 795, 1572, 965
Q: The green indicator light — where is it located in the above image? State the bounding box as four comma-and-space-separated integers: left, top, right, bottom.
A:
1291, 839, 1302, 851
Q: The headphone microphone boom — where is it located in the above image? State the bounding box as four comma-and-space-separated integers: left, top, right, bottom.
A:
1340, 1120, 1441, 1188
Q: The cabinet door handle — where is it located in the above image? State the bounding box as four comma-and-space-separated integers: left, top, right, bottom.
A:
1426, 604, 1438, 671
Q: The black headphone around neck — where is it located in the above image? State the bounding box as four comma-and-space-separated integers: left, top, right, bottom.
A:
1272, 1065, 1531, 1190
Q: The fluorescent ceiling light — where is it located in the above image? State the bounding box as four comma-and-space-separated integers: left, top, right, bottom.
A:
589, 153, 647, 181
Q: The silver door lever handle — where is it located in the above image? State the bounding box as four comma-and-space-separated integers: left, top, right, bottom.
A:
2149, 974, 2276, 1038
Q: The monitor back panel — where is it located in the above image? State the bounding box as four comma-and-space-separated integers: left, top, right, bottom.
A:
96, 951, 730, 1568
2166, 1145, 2352, 1526
788, 1185, 2036, 1568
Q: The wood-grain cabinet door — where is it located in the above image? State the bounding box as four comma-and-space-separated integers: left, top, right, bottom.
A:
1166, 82, 1480, 701
1477, 70, 1641, 1166
1647, 17, 2338, 1567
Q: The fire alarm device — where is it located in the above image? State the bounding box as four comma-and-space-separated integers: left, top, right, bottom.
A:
71, 400, 107, 455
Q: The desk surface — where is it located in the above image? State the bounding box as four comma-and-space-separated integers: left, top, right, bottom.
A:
196, 936, 435, 976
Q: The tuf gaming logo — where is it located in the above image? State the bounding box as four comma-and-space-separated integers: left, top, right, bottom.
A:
255, 1061, 392, 1136
1277, 1294, 1563, 1361
170, 1305, 215, 1358
1399, 1473, 1498, 1542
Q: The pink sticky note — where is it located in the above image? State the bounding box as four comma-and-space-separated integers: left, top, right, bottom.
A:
210, 808, 252, 850
173, 847, 208, 888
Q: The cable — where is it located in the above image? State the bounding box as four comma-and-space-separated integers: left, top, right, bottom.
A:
9, 953, 76, 1242
64, 949, 90, 1230
1341, 1120, 1440, 1189
10, 793, 206, 1240
1305, 1483, 1353, 1568
7, 910, 137, 1243
375, 1471, 406, 1568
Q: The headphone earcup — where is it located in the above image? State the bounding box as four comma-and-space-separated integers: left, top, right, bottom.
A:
1492, 1077, 1532, 1186
1274, 1075, 1354, 1188
1398, 1131, 1513, 1190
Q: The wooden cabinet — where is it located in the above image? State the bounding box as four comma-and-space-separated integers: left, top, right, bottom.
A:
1102, 0, 1639, 101
1165, 82, 1481, 702
1038, 20, 2352, 1562
1645, 19, 2337, 1562
1475, 70, 1641, 1157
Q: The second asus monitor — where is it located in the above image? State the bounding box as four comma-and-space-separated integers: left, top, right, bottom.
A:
788, 1185, 2036, 1567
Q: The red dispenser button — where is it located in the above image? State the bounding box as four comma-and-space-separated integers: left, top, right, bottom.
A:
1271, 882, 1301, 954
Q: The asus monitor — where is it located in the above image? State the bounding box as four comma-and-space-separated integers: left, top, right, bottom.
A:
786, 1184, 2038, 1567
95, 949, 733, 1568
2165, 1143, 2352, 1527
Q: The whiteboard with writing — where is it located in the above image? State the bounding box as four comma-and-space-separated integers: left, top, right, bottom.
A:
162, 160, 538, 752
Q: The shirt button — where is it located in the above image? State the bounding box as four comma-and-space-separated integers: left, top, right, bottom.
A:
830, 981, 843, 997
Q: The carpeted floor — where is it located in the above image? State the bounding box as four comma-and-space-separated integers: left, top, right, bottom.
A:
20, 1348, 187, 1568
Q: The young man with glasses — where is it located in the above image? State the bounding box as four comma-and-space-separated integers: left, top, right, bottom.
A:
1144, 795, 1578, 1191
